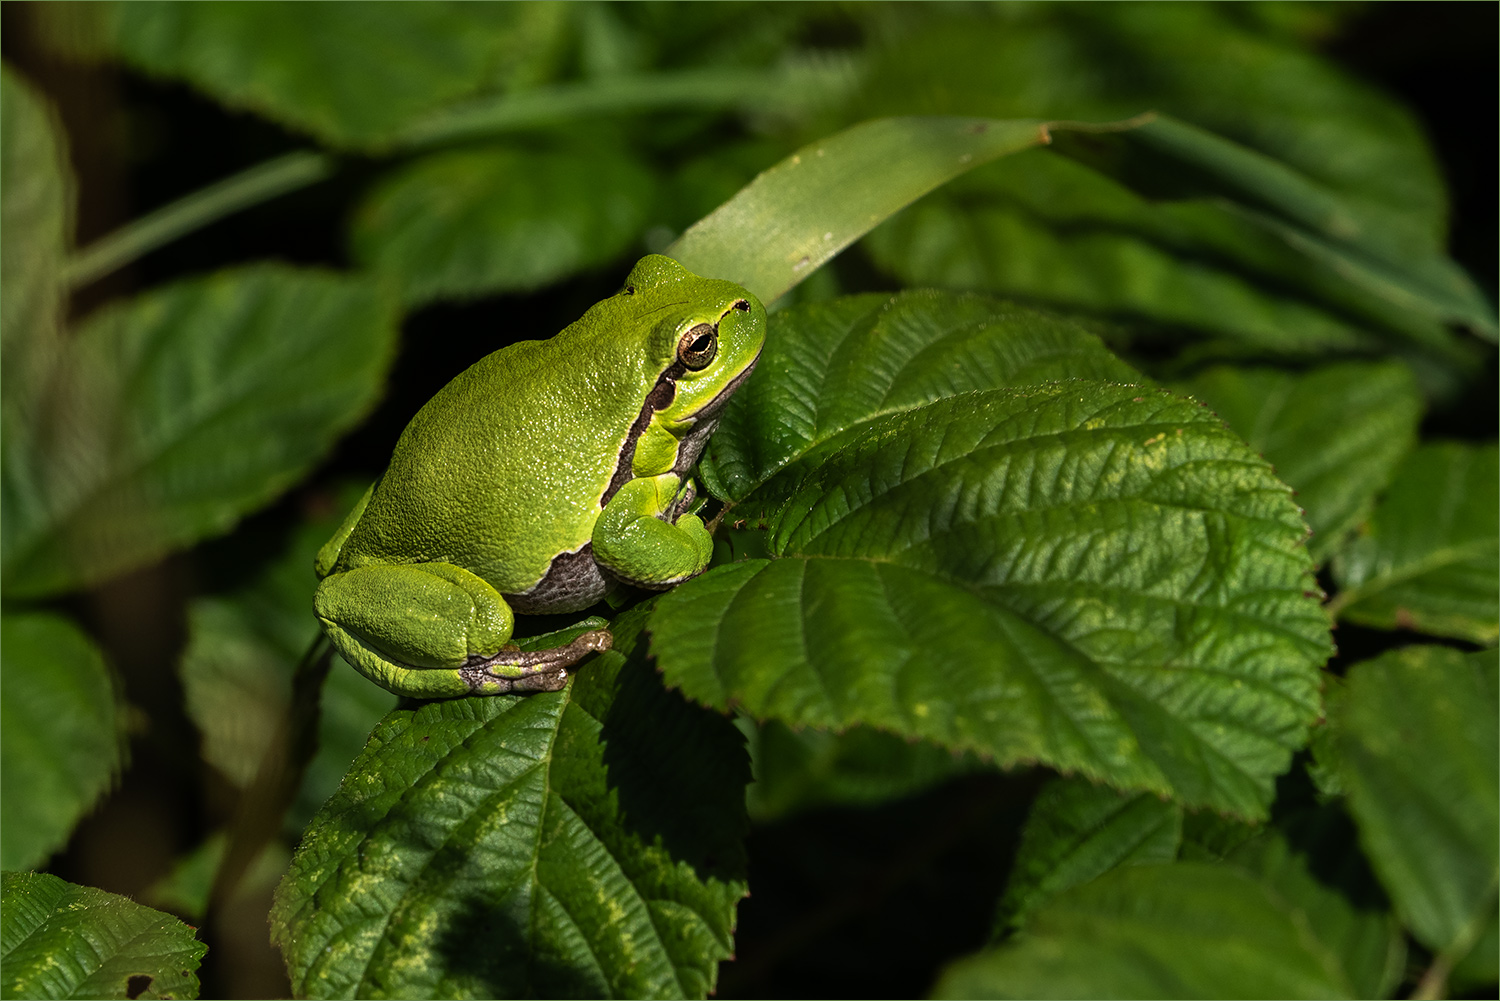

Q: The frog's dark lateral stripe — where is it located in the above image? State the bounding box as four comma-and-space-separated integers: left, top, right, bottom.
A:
601, 349, 762, 508
602, 359, 686, 506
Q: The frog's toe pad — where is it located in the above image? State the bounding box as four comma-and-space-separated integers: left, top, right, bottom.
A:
458, 628, 612, 695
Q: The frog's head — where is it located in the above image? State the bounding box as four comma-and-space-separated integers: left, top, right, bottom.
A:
621, 254, 766, 431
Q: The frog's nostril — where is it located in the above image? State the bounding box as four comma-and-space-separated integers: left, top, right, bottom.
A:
732, 299, 750, 312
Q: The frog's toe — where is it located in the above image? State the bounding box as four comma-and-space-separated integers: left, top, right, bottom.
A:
458, 628, 612, 695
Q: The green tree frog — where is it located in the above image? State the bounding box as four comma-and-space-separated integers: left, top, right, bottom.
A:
313, 255, 765, 699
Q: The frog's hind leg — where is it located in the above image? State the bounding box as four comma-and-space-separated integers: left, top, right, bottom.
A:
459, 629, 613, 694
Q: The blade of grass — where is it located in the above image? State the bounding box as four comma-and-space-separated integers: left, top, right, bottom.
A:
665, 115, 1147, 304
64, 150, 334, 291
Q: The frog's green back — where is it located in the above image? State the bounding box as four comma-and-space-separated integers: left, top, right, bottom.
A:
332, 255, 763, 600
338, 327, 658, 595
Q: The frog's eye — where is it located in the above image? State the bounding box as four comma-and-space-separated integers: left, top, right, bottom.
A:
678, 323, 718, 370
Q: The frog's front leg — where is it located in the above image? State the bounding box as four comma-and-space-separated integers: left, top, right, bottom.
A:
314, 562, 609, 698
593, 474, 714, 589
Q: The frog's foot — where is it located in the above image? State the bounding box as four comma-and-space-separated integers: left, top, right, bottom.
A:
458, 628, 613, 694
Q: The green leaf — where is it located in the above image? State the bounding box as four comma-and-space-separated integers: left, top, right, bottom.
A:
271, 606, 749, 999
0, 65, 71, 427
993, 777, 1181, 935
1, 265, 399, 598
1176, 361, 1423, 562
863, 149, 1392, 358
100, 1, 565, 149
658, 379, 1331, 819
700, 291, 1140, 502
666, 116, 1062, 303
852, 4, 1449, 259
1, 870, 206, 1001
741, 720, 982, 824
1331, 646, 1498, 959
933, 857, 1393, 1000
180, 483, 395, 826
1225, 815, 1405, 1000
351, 146, 656, 306
0, 613, 123, 871
1330, 442, 1499, 643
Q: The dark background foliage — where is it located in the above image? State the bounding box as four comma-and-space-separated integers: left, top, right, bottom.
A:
2, 2, 1494, 997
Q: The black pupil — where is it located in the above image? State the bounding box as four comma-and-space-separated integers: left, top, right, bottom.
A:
690, 334, 712, 353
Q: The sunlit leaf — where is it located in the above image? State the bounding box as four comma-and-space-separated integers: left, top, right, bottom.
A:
1331, 646, 1498, 959
1, 871, 206, 1000
660, 366, 1330, 818
700, 291, 1140, 502
271, 607, 748, 999
0, 613, 123, 872
1331, 442, 1499, 643
1177, 361, 1422, 562
1, 265, 399, 598
667, 116, 1060, 303
351, 146, 656, 306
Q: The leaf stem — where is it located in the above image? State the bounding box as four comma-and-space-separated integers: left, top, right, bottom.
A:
63, 150, 335, 291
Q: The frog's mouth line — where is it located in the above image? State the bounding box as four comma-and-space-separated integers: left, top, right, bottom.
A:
684, 347, 761, 423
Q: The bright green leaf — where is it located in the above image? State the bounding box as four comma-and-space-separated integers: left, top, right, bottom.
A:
351, 146, 656, 306
700, 291, 1140, 502
659, 380, 1330, 819
0, 613, 123, 872
666, 116, 1058, 303
101, 1, 565, 150
1177, 361, 1423, 562
1331, 442, 1499, 643
741, 720, 981, 824
1, 870, 206, 1001
993, 777, 1181, 935
0, 65, 71, 428
934, 858, 1390, 1000
271, 606, 748, 999
1, 265, 399, 598
1332, 646, 1498, 959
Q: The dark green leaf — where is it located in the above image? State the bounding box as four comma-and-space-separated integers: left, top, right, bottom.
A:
180, 483, 395, 827
863, 150, 1390, 358
1, 870, 206, 1000
666, 116, 1057, 303
0, 613, 123, 871
1177, 361, 1423, 562
0, 65, 71, 427
741, 720, 981, 824
700, 291, 1140, 502
1, 265, 399, 598
101, 1, 567, 149
271, 606, 749, 999
659, 380, 1330, 819
852, 4, 1449, 256
993, 777, 1181, 935
1331, 442, 1499, 643
1331, 646, 1498, 958
934, 857, 1392, 1000
1226, 821, 1405, 1000
351, 146, 656, 306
